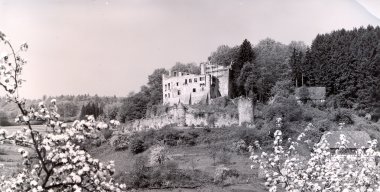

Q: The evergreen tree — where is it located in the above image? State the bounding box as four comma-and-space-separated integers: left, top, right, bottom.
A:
231, 39, 255, 97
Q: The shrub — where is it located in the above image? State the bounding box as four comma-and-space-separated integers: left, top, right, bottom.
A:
330, 108, 354, 125
372, 108, 380, 122
112, 134, 130, 151
207, 114, 217, 127
251, 128, 380, 192
303, 113, 313, 122
298, 86, 310, 103
213, 165, 239, 185
231, 139, 248, 154
124, 155, 150, 189
130, 138, 145, 154
149, 145, 167, 166
237, 127, 270, 146
0, 148, 7, 155
315, 119, 332, 132
217, 150, 232, 165
263, 96, 303, 122
101, 128, 113, 140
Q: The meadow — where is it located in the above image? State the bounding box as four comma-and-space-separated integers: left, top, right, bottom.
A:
0, 125, 46, 176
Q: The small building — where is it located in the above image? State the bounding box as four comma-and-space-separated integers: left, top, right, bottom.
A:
321, 131, 371, 154
295, 86, 326, 103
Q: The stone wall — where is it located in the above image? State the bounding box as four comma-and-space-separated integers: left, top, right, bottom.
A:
125, 103, 240, 131
125, 97, 254, 132
238, 97, 253, 126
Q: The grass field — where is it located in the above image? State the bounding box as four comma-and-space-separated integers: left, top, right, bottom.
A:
0, 125, 269, 191
91, 143, 267, 192
0, 125, 46, 176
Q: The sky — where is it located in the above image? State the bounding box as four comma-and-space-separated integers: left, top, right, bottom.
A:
0, 0, 379, 99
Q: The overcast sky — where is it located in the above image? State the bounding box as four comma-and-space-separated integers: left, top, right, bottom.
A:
0, 0, 379, 99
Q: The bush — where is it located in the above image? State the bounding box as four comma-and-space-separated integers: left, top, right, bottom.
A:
263, 96, 303, 122
237, 127, 270, 146
130, 138, 145, 154
372, 108, 380, 122
217, 150, 232, 165
330, 108, 354, 125
112, 134, 130, 151
122, 155, 150, 189
213, 165, 239, 185
315, 119, 332, 132
0, 148, 7, 155
101, 128, 113, 140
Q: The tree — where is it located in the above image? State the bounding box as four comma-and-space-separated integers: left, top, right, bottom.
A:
231, 39, 255, 98
118, 87, 150, 122
171, 62, 200, 75
251, 128, 380, 192
237, 62, 261, 100
57, 101, 79, 120
253, 38, 291, 102
0, 32, 125, 191
289, 48, 305, 87
103, 102, 122, 121
302, 25, 380, 109
79, 102, 103, 120
298, 86, 310, 104
147, 68, 169, 106
208, 45, 239, 66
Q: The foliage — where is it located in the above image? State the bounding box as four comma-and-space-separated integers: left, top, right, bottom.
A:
231, 139, 249, 154
0, 111, 12, 126
216, 150, 232, 165
270, 80, 294, 98
330, 108, 354, 125
170, 62, 200, 75
79, 101, 103, 120
263, 96, 303, 122
146, 145, 167, 168
253, 38, 292, 102
130, 138, 145, 154
118, 88, 150, 122
112, 134, 131, 151
120, 156, 210, 190
213, 165, 239, 186
0, 32, 125, 191
250, 127, 380, 192
206, 114, 217, 128
56, 101, 79, 121
237, 61, 261, 98
119, 69, 168, 122
147, 68, 169, 106
208, 45, 239, 66
102, 102, 122, 121
231, 39, 255, 98
302, 25, 380, 110
288, 46, 306, 87
298, 86, 310, 103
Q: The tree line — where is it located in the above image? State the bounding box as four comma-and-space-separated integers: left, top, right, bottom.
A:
2, 26, 378, 124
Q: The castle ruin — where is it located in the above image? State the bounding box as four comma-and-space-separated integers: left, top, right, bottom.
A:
162, 62, 232, 105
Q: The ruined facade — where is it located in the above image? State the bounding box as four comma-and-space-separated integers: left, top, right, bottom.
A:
125, 98, 253, 132
162, 63, 232, 106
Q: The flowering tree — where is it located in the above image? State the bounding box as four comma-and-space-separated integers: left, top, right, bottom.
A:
250, 118, 380, 192
0, 32, 125, 191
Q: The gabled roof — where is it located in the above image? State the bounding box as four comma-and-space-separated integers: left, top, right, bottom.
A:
321, 131, 371, 149
295, 87, 326, 100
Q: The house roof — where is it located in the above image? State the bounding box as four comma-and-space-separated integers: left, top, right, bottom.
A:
295, 87, 326, 100
321, 131, 371, 149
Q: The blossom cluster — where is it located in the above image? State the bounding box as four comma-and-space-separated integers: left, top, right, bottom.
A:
0, 32, 126, 191
250, 125, 380, 192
